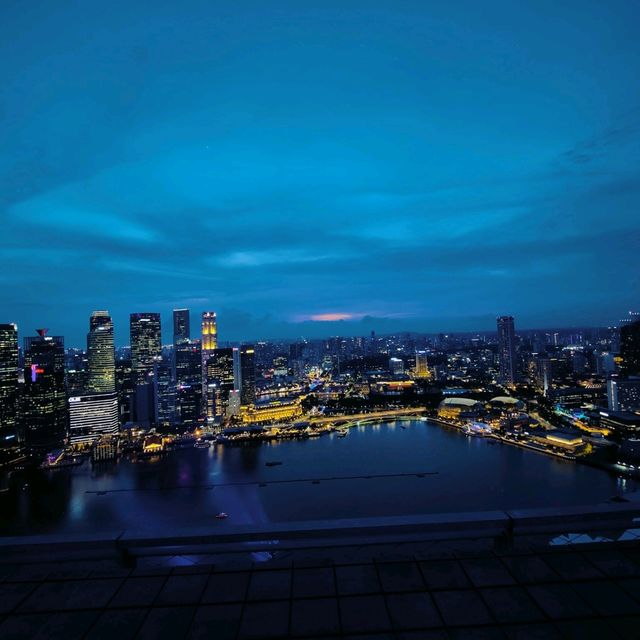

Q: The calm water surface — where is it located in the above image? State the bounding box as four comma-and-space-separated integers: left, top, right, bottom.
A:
1, 420, 634, 535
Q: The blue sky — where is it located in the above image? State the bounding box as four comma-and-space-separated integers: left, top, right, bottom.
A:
1, 0, 639, 345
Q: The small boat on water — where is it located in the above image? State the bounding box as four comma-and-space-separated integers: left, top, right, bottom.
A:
194, 440, 211, 449
215, 512, 229, 519
266, 461, 283, 467
400, 425, 407, 430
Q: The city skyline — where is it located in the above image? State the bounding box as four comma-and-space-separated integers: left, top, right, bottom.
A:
2, 1, 640, 344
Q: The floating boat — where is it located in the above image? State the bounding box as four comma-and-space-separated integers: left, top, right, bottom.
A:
265, 461, 283, 467
215, 512, 229, 519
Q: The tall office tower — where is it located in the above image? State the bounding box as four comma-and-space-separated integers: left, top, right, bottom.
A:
154, 362, 175, 427
175, 340, 201, 386
23, 330, 67, 449
0, 323, 19, 445
620, 317, 640, 377
130, 313, 162, 385
239, 345, 256, 405
201, 311, 218, 413
414, 350, 429, 378
115, 359, 134, 425
175, 383, 202, 428
68, 393, 119, 445
173, 309, 190, 343
201, 311, 217, 355
205, 348, 235, 420
608, 376, 640, 412
86, 311, 116, 393
497, 316, 517, 385
389, 357, 404, 375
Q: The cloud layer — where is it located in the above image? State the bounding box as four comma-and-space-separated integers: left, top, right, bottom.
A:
1, 1, 639, 345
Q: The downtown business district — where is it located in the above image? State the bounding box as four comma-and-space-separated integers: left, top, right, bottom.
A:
1, 309, 640, 477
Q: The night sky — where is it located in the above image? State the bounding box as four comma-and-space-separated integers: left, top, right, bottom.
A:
2, 1, 639, 346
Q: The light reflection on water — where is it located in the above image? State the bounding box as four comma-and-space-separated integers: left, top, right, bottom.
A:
0, 420, 635, 536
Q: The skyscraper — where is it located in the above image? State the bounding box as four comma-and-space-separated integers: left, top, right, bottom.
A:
620, 316, 640, 378
201, 311, 218, 413
239, 345, 256, 405
130, 313, 162, 385
87, 310, 115, 393
0, 323, 19, 445
23, 329, 67, 449
173, 309, 190, 343
414, 350, 430, 378
497, 316, 517, 385
154, 362, 176, 427
205, 348, 235, 420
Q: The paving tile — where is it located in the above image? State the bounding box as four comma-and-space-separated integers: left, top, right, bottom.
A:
201, 571, 249, 603
3, 565, 53, 582
37, 610, 99, 639
385, 591, 443, 630
569, 580, 640, 616
500, 555, 560, 583
0, 610, 99, 640
186, 604, 242, 640
292, 567, 335, 598
339, 594, 392, 634
155, 574, 208, 605
247, 569, 291, 601
461, 558, 515, 587
0, 612, 52, 639
136, 606, 195, 640
479, 586, 545, 624
109, 576, 167, 608
432, 590, 494, 627
447, 627, 506, 640
420, 560, 471, 590
396, 631, 448, 640
617, 577, 640, 601
503, 623, 563, 639
46, 562, 95, 580
608, 615, 640, 640
86, 607, 147, 640
542, 552, 604, 581
377, 562, 425, 593
335, 564, 381, 595
555, 618, 620, 640
0, 582, 38, 614
238, 600, 289, 638
290, 597, 340, 636
581, 549, 640, 578
526, 583, 594, 619
172, 564, 212, 575
19, 578, 122, 612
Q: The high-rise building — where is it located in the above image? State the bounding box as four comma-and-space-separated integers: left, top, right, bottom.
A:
68, 392, 119, 445
389, 357, 404, 375
497, 316, 517, 385
23, 329, 67, 449
175, 339, 201, 386
130, 313, 161, 385
620, 317, 640, 378
201, 311, 218, 413
175, 383, 202, 428
414, 350, 430, 378
201, 311, 217, 355
608, 376, 640, 412
205, 348, 235, 420
0, 323, 19, 445
115, 359, 134, 425
239, 345, 256, 405
86, 311, 115, 393
173, 309, 190, 343
154, 362, 175, 427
